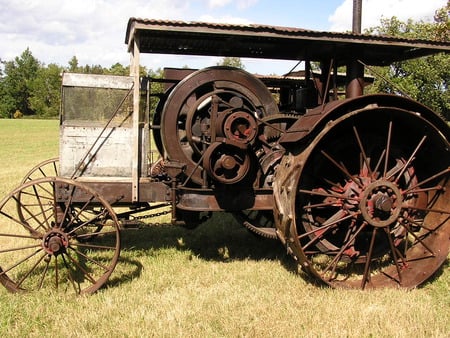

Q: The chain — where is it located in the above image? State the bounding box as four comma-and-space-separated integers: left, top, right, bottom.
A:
120, 204, 174, 229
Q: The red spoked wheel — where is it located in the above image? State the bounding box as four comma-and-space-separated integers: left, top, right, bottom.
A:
0, 177, 120, 294
274, 106, 449, 289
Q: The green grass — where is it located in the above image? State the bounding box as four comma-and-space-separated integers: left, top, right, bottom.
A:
0, 119, 448, 337
0, 119, 59, 195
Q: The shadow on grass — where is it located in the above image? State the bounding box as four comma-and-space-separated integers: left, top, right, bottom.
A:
108, 212, 299, 289
419, 258, 448, 289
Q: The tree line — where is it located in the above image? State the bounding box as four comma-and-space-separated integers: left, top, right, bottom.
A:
0, 53, 136, 119
0, 3, 448, 120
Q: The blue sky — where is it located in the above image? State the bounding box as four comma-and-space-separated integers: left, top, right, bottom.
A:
0, 0, 446, 75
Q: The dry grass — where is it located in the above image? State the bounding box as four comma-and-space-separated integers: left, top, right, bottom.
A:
0, 119, 448, 337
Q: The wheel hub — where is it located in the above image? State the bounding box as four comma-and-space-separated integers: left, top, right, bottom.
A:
360, 180, 402, 228
42, 229, 69, 255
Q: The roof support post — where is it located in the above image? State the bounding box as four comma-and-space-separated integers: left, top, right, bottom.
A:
130, 35, 140, 202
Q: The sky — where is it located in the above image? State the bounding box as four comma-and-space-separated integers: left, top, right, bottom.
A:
0, 0, 447, 75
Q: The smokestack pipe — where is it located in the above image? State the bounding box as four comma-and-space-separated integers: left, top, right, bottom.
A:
346, 0, 364, 98
352, 0, 362, 34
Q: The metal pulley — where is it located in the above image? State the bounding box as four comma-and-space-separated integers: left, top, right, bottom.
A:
202, 142, 252, 184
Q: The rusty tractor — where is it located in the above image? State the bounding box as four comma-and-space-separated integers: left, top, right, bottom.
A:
0, 18, 448, 294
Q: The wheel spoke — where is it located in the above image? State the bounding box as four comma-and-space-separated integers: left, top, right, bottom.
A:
65, 207, 108, 236
0, 249, 42, 276
384, 227, 403, 284
71, 242, 118, 251
68, 246, 110, 271
37, 256, 51, 290
385, 159, 406, 182
54, 254, 59, 290
17, 205, 54, 232
322, 222, 367, 278
402, 204, 450, 215
321, 150, 364, 189
303, 201, 341, 209
60, 253, 81, 294
393, 135, 427, 183
64, 251, 98, 285
56, 189, 82, 230
21, 158, 59, 184
17, 190, 53, 201
404, 215, 444, 232
299, 188, 359, 203
361, 227, 378, 289
11, 195, 51, 231
0, 243, 42, 254
407, 185, 446, 194
353, 125, 373, 178
74, 229, 118, 239
404, 167, 450, 195
399, 223, 436, 256
372, 149, 386, 178
0, 232, 39, 239
383, 121, 393, 177
16, 252, 48, 289
300, 211, 354, 251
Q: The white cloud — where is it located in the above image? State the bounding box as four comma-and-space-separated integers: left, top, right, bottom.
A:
0, 0, 193, 67
329, 0, 447, 32
207, 0, 234, 9
198, 14, 253, 24
235, 0, 259, 10
207, 0, 258, 10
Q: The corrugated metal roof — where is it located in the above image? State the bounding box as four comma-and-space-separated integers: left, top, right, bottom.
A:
125, 18, 450, 66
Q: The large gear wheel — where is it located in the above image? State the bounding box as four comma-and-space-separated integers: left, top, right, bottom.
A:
160, 66, 279, 185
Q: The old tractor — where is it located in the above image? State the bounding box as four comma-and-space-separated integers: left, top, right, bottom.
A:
0, 18, 448, 293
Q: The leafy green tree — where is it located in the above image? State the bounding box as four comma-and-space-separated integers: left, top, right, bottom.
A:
147, 68, 164, 116
365, 2, 449, 119
28, 63, 63, 118
216, 57, 245, 69
0, 59, 15, 118
0, 48, 40, 117
107, 63, 130, 75
81, 64, 105, 74
68, 56, 81, 72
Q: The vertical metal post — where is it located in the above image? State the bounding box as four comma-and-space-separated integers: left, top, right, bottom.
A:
131, 36, 140, 202
346, 0, 364, 98
352, 0, 362, 34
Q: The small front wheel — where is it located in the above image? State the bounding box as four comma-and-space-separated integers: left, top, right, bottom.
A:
0, 177, 121, 295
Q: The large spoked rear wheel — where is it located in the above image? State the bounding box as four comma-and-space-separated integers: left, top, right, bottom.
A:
0, 177, 120, 294
275, 107, 449, 289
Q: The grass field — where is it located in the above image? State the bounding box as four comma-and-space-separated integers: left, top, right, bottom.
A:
0, 119, 448, 337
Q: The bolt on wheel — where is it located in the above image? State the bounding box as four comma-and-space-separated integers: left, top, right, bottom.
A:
0, 177, 120, 294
